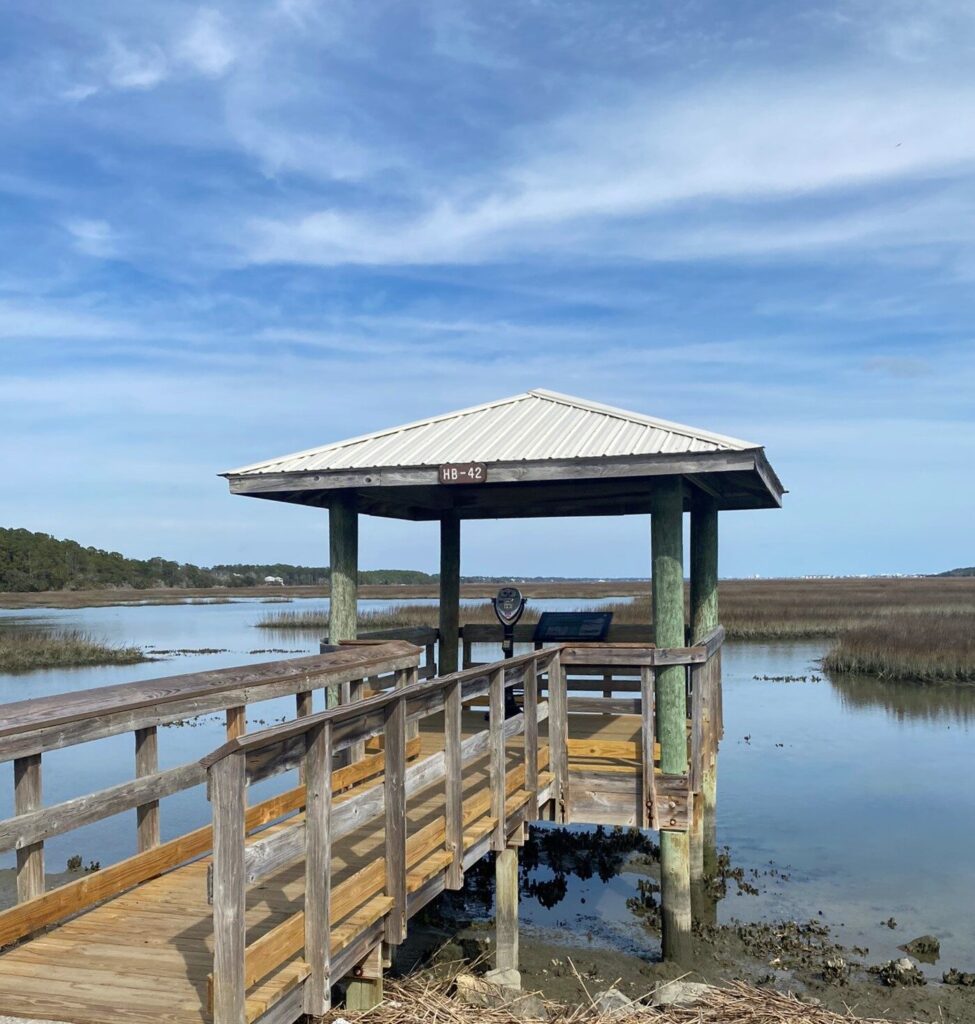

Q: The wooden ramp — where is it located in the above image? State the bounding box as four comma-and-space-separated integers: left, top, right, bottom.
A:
0, 731, 549, 1024
0, 634, 724, 1024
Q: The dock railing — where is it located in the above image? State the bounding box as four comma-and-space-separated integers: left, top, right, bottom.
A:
0, 640, 420, 948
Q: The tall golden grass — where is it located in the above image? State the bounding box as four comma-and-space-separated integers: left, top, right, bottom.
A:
822, 612, 975, 682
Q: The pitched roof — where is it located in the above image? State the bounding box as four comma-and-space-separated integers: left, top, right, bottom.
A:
225, 389, 759, 477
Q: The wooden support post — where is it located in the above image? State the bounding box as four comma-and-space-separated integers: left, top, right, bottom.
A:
523, 661, 539, 820
304, 722, 332, 1018
548, 655, 567, 823
489, 667, 506, 851
14, 754, 43, 903
328, 494, 358, 705
493, 846, 520, 982
690, 499, 720, 882
439, 514, 460, 677
210, 754, 246, 1024
383, 693, 407, 944
652, 477, 693, 962
444, 677, 463, 889
640, 666, 654, 830
462, 633, 473, 669
345, 945, 383, 1012
135, 727, 160, 853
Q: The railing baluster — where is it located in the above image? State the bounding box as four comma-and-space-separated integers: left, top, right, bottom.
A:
304, 721, 332, 1016
296, 690, 313, 784
135, 727, 160, 852
489, 667, 506, 851
349, 678, 366, 763
523, 660, 538, 821
640, 666, 655, 830
548, 654, 567, 824
226, 706, 246, 740
444, 677, 463, 889
14, 754, 43, 902
210, 752, 246, 1024
384, 689, 407, 944
404, 665, 419, 741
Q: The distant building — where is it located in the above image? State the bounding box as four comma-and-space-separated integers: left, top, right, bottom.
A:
264, 575, 285, 586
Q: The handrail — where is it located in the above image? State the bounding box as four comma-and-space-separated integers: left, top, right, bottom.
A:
0, 640, 422, 934
0, 640, 419, 761
202, 645, 560, 769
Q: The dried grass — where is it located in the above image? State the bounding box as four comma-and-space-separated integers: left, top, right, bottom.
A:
331, 965, 915, 1024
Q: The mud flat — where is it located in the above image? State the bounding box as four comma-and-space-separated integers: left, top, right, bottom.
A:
397, 830, 975, 1024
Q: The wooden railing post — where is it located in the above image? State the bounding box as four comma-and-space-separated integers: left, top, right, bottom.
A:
304, 721, 332, 1017
384, 691, 407, 944
210, 752, 246, 1024
489, 667, 506, 851
296, 690, 313, 784
402, 666, 419, 741
226, 706, 246, 741
444, 677, 463, 889
14, 754, 43, 902
135, 727, 160, 852
548, 654, 567, 823
349, 678, 366, 763
523, 660, 539, 821
640, 666, 655, 830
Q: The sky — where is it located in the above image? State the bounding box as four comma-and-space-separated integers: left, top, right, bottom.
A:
0, 0, 973, 579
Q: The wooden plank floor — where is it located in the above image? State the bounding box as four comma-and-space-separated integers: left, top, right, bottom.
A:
0, 711, 648, 1024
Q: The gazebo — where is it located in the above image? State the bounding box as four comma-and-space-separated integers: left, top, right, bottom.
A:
222, 388, 784, 960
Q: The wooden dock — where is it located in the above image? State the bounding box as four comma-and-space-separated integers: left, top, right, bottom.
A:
0, 632, 723, 1024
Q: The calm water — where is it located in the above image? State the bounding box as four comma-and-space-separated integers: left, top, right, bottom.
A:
1, 603, 972, 975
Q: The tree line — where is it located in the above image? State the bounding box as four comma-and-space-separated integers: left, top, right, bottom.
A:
0, 528, 435, 592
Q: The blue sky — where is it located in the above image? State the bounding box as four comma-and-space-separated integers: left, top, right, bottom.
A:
1, 1, 973, 579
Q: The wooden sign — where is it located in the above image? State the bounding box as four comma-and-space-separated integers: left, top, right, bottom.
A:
439, 462, 487, 484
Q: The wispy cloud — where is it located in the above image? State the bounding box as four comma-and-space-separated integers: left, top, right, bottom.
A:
244, 72, 975, 266
64, 218, 119, 259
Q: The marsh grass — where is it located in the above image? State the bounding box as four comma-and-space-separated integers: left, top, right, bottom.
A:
0, 629, 147, 673
255, 577, 975, 682
822, 612, 975, 682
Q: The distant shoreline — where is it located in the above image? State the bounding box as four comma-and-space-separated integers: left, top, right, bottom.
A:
0, 580, 652, 610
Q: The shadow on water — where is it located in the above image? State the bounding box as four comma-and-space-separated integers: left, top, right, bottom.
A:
825, 670, 975, 724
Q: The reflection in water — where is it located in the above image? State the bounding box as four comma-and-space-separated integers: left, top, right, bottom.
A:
826, 671, 975, 725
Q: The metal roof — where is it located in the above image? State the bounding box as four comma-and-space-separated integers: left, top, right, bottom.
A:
222, 389, 783, 519
225, 389, 758, 476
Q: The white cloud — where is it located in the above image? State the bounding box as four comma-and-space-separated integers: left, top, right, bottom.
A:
0, 300, 135, 341
65, 218, 119, 259
178, 8, 236, 77
103, 38, 169, 90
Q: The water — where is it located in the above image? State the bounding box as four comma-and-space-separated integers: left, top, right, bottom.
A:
1, 604, 972, 975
